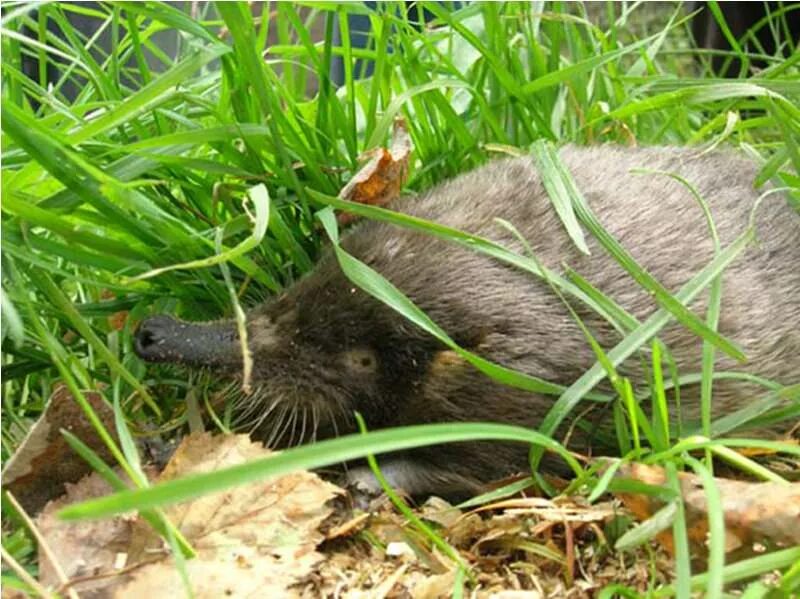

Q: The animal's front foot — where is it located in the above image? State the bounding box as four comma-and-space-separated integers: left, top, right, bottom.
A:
342, 465, 409, 510
342, 458, 482, 507
344, 468, 382, 510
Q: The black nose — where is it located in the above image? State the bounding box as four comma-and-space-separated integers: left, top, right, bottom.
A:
134, 315, 180, 362
133, 314, 241, 366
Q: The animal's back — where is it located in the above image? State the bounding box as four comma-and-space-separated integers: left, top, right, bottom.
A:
344, 145, 800, 430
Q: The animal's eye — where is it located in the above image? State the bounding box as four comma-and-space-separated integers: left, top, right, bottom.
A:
343, 349, 378, 374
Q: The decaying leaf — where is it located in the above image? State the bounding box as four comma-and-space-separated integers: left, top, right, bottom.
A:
27, 434, 703, 597
36, 470, 149, 598
337, 117, 412, 225
34, 433, 343, 598
2, 384, 116, 515
408, 569, 459, 599
120, 433, 343, 598
614, 462, 800, 561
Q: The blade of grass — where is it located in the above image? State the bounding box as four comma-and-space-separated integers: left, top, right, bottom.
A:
665, 462, 692, 599
132, 183, 269, 281
354, 414, 473, 581
307, 190, 625, 337
58, 422, 582, 520
27, 269, 160, 415
69, 45, 229, 145
530, 140, 590, 254
536, 140, 745, 363
684, 457, 725, 599
654, 547, 800, 597
316, 207, 566, 397
531, 228, 754, 468
614, 501, 677, 552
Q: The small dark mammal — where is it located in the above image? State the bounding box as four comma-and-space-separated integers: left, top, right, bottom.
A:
135, 146, 800, 497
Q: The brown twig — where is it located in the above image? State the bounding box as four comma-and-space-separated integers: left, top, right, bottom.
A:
0, 544, 54, 599
5, 492, 79, 599
55, 556, 162, 595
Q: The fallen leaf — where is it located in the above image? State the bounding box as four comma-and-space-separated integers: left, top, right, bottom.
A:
419, 496, 462, 529
33, 433, 343, 598
409, 568, 458, 599
337, 117, 412, 225
118, 433, 343, 598
614, 462, 800, 561
2, 384, 116, 515
36, 469, 148, 598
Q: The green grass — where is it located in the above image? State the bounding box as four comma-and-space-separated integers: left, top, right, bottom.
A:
2, 1, 799, 597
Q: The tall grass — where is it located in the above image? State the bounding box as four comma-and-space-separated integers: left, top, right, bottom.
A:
2, 2, 799, 596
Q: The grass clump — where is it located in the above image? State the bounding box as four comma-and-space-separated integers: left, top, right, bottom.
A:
2, 1, 799, 596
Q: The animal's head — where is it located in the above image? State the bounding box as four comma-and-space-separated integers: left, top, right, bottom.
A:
134, 256, 438, 446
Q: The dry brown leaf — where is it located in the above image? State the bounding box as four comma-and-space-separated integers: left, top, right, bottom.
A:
2, 384, 116, 515
30, 439, 694, 599
447, 511, 486, 548
117, 433, 343, 598
33, 433, 343, 598
337, 117, 412, 225
409, 568, 458, 599
615, 462, 800, 561
36, 470, 145, 598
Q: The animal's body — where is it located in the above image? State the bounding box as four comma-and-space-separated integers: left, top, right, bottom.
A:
135, 145, 800, 497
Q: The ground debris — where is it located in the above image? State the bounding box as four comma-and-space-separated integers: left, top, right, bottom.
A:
2, 384, 116, 515
307, 492, 671, 598
614, 462, 800, 562
34, 433, 341, 598
29, 436, 690, 597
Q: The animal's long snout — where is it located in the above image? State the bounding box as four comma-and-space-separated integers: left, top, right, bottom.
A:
134, 315, 241, 367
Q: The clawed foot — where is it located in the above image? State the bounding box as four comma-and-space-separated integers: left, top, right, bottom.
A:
341, 465, 410, 510
340, 459, 481, 509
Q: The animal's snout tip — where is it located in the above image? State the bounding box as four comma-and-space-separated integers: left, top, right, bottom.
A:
133, 315, 239, 366
134, 315, 178, 361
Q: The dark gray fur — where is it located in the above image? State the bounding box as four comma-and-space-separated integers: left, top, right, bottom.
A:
135, 145, 800, 497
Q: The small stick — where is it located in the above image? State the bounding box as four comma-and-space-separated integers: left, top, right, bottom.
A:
56, 556, 161, 595
5, 492, 80, 599
0, 544, 54, 599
